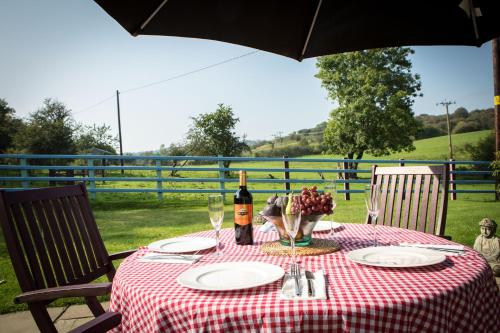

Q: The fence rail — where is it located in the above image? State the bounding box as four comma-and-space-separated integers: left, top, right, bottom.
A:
0, 154, 497, 200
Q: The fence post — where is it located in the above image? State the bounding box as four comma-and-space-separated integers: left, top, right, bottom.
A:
399, 158, 405, 166
156, 160, 163, 201
20, 158, 29, 189
218, 155, 226, 200
343, 158, 350, 200
87, 158, 96, 199
283, 155, 290, 193
449, 159, 456, 200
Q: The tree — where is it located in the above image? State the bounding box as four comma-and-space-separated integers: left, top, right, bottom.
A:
0, 98, 24, 153
76, 124, 118, 154
453, 107, 469, 119
15, 99, 77, 164
316, 47, 422, 174
159, 142, 191, 176
186, 104, 249, 173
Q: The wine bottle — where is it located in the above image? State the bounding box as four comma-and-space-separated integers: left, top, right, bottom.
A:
234, 170, 253, 245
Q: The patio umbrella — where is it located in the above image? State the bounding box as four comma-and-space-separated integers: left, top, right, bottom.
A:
94, 0, 500, 61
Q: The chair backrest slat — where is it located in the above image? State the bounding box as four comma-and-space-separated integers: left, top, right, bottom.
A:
59, 197, 91, 275
42, 198, 75, 282
401, 174, 413, 229
32, 201, 67, 286
418, 175, 432, 233
427, 174, 440, 234
76, 195, 108, 268
409, 174, 423, 230
369, 165, 448, 236
379, 175, 389, 225
51, 197, 85, 280
68, 196, 98, 272
393, 174, 406, 227
386, 174, 398, 226
0, 184, 113, 293
10, 204, 47, 289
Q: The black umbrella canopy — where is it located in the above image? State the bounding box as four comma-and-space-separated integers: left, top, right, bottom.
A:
95, 0, 500, 61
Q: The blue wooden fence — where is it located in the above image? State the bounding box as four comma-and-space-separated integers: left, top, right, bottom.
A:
0, 154, 497, 200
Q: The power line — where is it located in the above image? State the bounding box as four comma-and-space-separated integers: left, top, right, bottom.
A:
74, 94, 115, 115
73, 50, 259, 115
120, 50, 259, 94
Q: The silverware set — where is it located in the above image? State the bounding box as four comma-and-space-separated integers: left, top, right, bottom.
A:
289, 264, 316, 297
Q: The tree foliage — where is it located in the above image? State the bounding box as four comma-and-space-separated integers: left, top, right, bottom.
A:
186, 104, 249, 169
316, 47, 422, 165
0, 98, 24, 153
15, 99, 77, 156
76, 124, 118, 154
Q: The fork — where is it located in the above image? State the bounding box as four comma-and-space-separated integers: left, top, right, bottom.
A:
290, 264, 302, 296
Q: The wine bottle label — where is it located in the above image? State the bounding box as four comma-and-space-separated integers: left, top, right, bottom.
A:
234, 204, 253, 225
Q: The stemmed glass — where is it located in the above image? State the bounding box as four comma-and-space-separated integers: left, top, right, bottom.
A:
364, 185, 381, 247
208, 194, 224, 256
323, 180, 338, 238
281, 195, 302, 283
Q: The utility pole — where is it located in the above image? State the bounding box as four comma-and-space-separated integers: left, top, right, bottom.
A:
493, 38, 500, 156
116, 90, 124, 174
437, 100, 456, 160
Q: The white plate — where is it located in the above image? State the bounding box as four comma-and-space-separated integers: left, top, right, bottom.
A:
148, 237, 216, 253
177, 261, 285, 291
314, 220, 342, 232
347, 246, 446, 268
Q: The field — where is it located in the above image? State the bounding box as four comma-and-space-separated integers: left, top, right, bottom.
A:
0, 130, 498, 313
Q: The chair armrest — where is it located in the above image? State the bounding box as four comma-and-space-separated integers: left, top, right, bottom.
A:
109, 249, 137, 261
68, 311, 122, 333
15, 282, 112, 304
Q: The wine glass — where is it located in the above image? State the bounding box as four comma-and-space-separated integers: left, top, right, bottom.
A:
208, 194, 224, 256
364, 184, 381, 247
281, 194, 302, 277
323, 180, 338, 238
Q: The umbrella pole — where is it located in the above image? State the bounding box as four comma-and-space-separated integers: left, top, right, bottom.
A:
493, 38, 500, 156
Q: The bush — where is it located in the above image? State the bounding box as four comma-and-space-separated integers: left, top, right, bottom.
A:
254, 145, 321, 157
460, 132, 495, 170
452, 120, 481, 134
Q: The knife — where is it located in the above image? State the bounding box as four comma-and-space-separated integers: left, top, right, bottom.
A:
305, 271, 315, 297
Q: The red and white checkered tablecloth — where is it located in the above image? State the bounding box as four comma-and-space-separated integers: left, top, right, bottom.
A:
109, 224, 499, 333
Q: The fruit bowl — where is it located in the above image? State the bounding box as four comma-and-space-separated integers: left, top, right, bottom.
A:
264, 214, 323, 246
260, 186, 334, 247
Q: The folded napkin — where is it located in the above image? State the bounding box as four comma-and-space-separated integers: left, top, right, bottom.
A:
398, 243, 465, 256
137, 253, 202, 264
280, 270, 327, 301
259, 221, 277, 233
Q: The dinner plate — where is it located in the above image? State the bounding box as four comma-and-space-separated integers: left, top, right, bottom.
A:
177, 261, 285, 291
148, 237, 216, 253
314, 220, 342, 232
347, 246, 446, 268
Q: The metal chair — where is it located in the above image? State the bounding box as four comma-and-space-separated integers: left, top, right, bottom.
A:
366, 165, 449, 237
0, 183, 136, 332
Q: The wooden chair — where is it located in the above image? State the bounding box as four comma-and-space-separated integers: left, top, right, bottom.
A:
0, 183, 136, 333
366, 165, 449, 237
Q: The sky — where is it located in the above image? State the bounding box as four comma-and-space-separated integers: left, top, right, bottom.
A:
0, 0, 495, 153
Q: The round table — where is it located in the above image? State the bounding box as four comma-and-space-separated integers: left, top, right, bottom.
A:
109, 224, 499, 332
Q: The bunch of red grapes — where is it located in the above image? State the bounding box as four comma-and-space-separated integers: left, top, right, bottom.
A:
300, 186, 334, 216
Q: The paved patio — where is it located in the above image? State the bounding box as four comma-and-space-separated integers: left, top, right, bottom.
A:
0, 302, 108, 333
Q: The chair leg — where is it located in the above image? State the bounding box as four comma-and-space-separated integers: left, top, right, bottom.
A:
28, 302, 58, 333
85, 296, 105, 317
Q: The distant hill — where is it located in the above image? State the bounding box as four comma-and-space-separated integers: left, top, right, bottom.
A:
249, 107, 493, 157
416, 107, 493, 139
